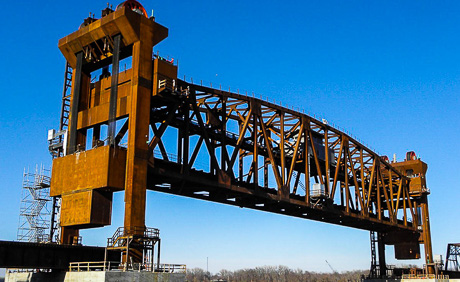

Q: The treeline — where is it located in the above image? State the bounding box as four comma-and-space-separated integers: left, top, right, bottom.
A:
186, 265, 368, 281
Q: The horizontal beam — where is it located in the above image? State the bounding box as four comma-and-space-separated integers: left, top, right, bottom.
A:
0, 240, 120, 269
147, 158, 417, 234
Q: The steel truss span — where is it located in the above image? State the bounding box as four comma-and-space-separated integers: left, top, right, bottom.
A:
147, 80, 418, 235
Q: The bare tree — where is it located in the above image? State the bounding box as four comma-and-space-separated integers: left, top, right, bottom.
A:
187, 265, 368, 282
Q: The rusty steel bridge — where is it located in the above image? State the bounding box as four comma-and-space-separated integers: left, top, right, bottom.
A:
1, 1, 434, 277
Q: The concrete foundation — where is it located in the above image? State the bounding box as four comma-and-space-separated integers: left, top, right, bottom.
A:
6, 271, 185, 282
364, 279, 460, 282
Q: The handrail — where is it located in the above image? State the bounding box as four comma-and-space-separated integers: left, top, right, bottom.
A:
68, 261, 186, 273
69, 261, 120, 272
107, 227, 160, 247
155, 263, 187, 273
401, 273, 449, 279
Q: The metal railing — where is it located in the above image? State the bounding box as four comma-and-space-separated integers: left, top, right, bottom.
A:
69, 261, 119, 272
68, 261, 186, 273
156, 263, 187, 273
158, 79, 174, 92
401, 273, 449, 279
107, 227, 159, 247
153, 150, 179, 163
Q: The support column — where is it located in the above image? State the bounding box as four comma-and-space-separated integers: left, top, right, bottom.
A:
61, 51, 85, 244
123, 26, 154, 239
421, 195, 434, 274
377, 232, 386, 278
157, 239, 161, 271
108, 34, 122, 145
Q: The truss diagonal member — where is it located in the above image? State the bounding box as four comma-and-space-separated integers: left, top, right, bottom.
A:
286, 122, 304, 187
190, 91, 221, 175
259, 115, 282, 189
114, 119, 129, 145
378, 168, 394, 221
331, 137, 345, 199
346, 147, 365, 214
285, 121, 301, 140
405, 183, 417, 226
366, 158, 377, 210
307, 127, 324, 186
389, 170, 395, 213
189, 137, 204, 168
151, 123, 169, 161
394, 180, 403, 219
292, 170, 301, 194
148, 104, 179, 152
228, 107, 253, 168
343, 148, 355, 212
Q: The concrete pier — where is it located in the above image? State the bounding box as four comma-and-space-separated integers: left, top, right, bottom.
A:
6, 271, 185, 282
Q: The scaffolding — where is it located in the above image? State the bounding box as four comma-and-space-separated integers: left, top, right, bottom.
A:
17, 165, 52, 243
445, 243, 460, 272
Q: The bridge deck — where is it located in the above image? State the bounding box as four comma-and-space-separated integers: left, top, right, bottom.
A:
148, 157, 414, 234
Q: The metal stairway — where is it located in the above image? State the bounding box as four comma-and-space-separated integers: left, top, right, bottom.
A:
59, 62, 73, 134
106, 227, 161, 270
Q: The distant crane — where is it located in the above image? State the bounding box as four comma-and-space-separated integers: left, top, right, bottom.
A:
325, 260, 338, 274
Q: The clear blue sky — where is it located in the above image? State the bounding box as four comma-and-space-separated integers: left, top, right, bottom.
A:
1, 0, 460, 275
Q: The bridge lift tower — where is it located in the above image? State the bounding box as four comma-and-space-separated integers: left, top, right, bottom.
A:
44, 0, 434, 276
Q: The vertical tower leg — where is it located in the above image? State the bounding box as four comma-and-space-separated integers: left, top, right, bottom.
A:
378, 232, 386, 278
108, 34, 121, 145
123, 27, 154, 262
421, 195, 434, 274
157, 239, 161, 271
61, 50, 85, 245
